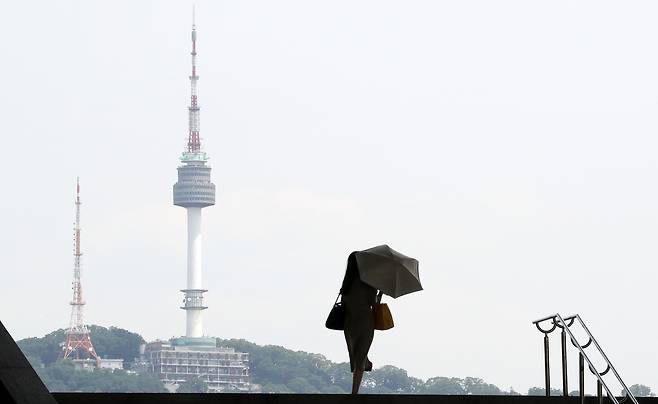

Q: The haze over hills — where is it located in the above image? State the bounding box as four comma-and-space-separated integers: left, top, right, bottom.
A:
16, 325, 655, 396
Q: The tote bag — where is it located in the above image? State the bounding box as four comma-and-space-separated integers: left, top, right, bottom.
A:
374, 303, 394, 330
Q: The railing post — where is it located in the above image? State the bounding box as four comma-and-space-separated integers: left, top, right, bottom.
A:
597, 379, 603, 404
544, 333, 550, 397
562, 329, 568, 397
579, 352, 585, 404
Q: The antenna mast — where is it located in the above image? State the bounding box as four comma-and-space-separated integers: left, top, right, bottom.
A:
62, 178, 99, 363
187, 7, 201, 153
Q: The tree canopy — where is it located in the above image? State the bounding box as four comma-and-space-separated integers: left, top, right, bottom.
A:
177, 376, 209, 393
18, 325, 145, 366
18, 327, 525, 394
33, 359, 166, 393
216, 338, 509, 395
626, 384, 655, 397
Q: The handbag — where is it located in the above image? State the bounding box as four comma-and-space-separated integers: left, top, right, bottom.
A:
374, 302, 394, 330
325, 293, 345, 330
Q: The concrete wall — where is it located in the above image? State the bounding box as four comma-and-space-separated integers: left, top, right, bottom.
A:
49, 393, 658, 404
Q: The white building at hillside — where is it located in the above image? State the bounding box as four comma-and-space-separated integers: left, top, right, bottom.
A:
72, 358, 124, 371
145, 338, 250, 392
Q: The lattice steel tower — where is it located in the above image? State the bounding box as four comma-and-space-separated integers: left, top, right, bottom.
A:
173, 15, 216, 338
62, 178, 99, 362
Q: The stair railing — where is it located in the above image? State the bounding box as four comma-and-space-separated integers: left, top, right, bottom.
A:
532, 313, 638, 404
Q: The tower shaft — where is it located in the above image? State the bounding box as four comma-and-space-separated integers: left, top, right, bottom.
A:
185, 207, 204, 337
187, 207, 203, 289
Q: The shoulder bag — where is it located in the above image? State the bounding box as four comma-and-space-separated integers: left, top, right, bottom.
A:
325, 293, 345, 330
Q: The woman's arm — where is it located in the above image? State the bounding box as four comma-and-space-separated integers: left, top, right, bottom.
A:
340, 253, 358, 295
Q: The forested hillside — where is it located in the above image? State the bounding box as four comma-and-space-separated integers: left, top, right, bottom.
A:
32, 360, 167, 392
17, 325, 165, 392
217, 338, 507, 394
18, 325, 144, 366
19, 327, 653, 395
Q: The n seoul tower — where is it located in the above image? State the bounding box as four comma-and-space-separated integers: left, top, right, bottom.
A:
173, 12, 216, 339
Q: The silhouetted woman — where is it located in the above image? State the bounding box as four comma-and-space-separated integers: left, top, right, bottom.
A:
340, 252, 383, 394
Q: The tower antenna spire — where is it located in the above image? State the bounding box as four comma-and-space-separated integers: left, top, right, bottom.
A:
186, 7, 201, 154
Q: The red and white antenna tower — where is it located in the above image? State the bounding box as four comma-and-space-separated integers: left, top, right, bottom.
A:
61, 178, 99, 363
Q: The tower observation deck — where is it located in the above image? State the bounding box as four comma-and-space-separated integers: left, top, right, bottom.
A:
173, 16, 216, 339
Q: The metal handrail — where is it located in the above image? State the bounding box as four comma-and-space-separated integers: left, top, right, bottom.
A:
555, 314, 618, 404
572, 314, 638, 404
532, 313, 638, 404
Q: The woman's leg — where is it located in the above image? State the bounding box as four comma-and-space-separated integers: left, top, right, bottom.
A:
352, 369, 364, 394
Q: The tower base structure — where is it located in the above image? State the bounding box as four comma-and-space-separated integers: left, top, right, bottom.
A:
180, 288, 207, 338
62, 331, 99, 363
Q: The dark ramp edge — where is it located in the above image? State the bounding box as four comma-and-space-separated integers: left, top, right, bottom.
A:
1, 378, 15, 404
48, 394, 658, 404
0, 320, 58, 404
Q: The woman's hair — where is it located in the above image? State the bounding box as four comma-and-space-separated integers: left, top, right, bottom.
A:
340, 252, 359, 294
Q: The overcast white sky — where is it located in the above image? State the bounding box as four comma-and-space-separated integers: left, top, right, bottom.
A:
1, 0, 657, 394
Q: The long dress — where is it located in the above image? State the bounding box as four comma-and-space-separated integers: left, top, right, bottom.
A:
341, 252, 377, 372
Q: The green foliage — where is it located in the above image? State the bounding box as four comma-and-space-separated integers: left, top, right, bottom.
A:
26, 354, 44, 370
361, 365, 424, 394
177, 376, 208, 393
217, 338, 351, 394
509, 387, 522, 396
261, 383, 292, 393
216, 338, 510, 395
463, 377, 503, 395
527, 387, 563, 396
17, 325, 145, 367
35, 360, 166, 392
18, 329, 67, 366
87, 325, 145, 363
626, 384, 655, 397
422, 377, 466, 394
417, 376, 504, 395
18, 325, 159, 393
17, 327, 515, 395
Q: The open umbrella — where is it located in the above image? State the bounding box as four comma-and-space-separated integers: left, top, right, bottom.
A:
354, 245, 422, 298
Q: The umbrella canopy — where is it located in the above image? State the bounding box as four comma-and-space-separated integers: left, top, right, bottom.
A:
354, 245, 422, 298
